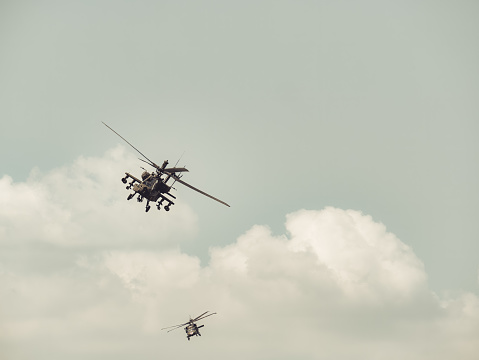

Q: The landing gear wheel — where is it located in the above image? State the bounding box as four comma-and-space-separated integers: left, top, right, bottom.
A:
127, 194, 134, 200
145, 205, 151, 212
164, 205, 170, 212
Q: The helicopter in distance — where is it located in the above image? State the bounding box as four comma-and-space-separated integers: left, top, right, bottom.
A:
102, 122, 230, 212
161, 311, 217, 340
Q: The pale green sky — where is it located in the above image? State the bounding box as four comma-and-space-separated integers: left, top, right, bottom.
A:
2, 0, 477, 291
1, 1, 478, 359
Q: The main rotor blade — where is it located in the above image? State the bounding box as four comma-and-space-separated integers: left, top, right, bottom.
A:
171, 175, 230, 207
166, 325, 186, 333
194, 312, 217, 322
138, 158, 163, 171
161, 322, 189, 331
192, 311, 209, 322
102, 122, 159, 169
138, 159, 188, 174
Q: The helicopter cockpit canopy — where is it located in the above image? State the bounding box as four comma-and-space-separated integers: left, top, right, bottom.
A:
141, 171, 150, 180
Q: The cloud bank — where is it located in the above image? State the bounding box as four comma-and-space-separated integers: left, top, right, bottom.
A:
0, 146, 198, 248
1, 149, 478, 360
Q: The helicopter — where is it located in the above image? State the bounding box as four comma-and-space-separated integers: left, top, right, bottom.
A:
102, 122, 230, 212
161, 311, 217, 340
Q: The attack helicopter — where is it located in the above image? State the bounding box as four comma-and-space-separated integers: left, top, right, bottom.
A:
102, 122, 230, 212
161, 311, 217, 340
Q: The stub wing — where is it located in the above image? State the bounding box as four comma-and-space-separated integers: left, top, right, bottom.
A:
125, 172, 141, 183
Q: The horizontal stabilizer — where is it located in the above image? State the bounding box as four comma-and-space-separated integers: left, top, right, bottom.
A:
164, 167, 189, 173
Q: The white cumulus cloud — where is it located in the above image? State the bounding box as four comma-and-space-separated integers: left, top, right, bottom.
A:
1, 150, 478, 360
287, 208, 428, 303
0, 146, 198, 248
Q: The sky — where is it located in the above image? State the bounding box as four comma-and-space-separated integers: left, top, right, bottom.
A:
1, 1, 478, 359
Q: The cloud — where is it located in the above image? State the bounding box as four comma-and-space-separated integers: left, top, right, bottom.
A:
1, 151, 478, 359
2, 216, 477, 359
0, 146, 198, 248
286, 208, 428, 303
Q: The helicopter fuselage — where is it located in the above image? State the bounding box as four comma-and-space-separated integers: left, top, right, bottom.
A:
185, 322, 204, 340
103, 121, 230, 213
132, 177, 171, 202
123, 172, 175, 211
